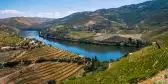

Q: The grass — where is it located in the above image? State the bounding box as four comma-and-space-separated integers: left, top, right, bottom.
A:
62, 32, 168, 84
153, 80, 166, 84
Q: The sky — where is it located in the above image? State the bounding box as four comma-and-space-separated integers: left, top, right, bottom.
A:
0, 0, 149, 18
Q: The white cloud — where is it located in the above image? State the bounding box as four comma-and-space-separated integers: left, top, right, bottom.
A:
0, 10, 23, 14
67, 11, 77, 15
62, 11, 77, 17
0, 9, 77, 18
54, 12, 61, 17
34, 12, 61, 18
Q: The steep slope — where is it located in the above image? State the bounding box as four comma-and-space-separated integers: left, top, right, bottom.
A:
41, 0, 168, 42
0, 25, 23, 46
63, 31, 168, 84
0, 24, 18, 34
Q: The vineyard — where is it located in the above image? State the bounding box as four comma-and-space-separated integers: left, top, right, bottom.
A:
15, 46, 80, 61
0, 62, 84, 84
0, 37, 85, 84
63, 32, 168, 84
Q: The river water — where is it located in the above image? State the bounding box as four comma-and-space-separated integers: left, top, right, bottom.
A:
19, 30, 135, 61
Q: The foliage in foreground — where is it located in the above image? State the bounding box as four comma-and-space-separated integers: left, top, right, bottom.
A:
63, 33, 168, 84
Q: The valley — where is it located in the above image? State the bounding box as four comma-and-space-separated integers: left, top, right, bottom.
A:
0, 0, 168, 84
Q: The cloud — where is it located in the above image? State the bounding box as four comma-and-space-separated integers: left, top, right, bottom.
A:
0, 9, 77, 18
0, 10, 23, 14
54, 12, 61, 17
62, 11, 77, 17
67, 11, 77, 15
34, 12, 62, 18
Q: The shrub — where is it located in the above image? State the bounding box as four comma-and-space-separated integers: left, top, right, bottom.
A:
3, 61, 20, 68
0, 63, 3, 68
23, 60, 32, 65
47, 80, 56, 84
164, 74, 168, 79
49, 58, 58, 62
35, 57, 48, 63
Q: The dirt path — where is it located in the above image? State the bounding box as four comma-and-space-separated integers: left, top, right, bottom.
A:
140, 30, 146, 38
15, 51, 27, 59
138, 68, 168, 84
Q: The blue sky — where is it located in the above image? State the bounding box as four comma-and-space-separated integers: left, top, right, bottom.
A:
0, 0, 149, 18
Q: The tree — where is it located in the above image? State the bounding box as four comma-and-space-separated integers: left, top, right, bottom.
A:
47, 80, 56, 84
128, 38, 133, 44
136, 40, 141, 48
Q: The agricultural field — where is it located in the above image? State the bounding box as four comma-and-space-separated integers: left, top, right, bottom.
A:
0, 41, 85, 84
0, 50, 23, 62
0, 29, 84, 83
66, 31, 96, 39
62, 33, 168, 84
0, 64, 27, 78
15, 46, 80, 61
0, 62, 84, 84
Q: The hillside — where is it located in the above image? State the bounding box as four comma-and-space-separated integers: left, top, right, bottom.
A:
62, 31, 168, 84
0, 17, 54, 30
0, 26, 23, 46
40, 0, 168, 44
0, 31, 85, 84
0, 24, 18, 34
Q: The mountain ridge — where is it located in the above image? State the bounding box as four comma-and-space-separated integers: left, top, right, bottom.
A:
39, 0, 168, 43
0, 17, 54, 30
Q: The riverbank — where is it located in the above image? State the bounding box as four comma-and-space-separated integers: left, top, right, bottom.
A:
63, 32, 168, 84
19, 30, 137, 61
39, 32, 149, 48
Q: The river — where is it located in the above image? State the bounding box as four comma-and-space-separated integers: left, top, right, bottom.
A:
19, 30, 136, 61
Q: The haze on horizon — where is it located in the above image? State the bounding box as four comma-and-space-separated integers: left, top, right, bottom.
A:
0, 0, 149, 18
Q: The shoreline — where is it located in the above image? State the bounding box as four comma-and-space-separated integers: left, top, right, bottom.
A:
39, 33, 149, 48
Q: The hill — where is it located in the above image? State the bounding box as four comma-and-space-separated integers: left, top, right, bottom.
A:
62, 30, 168, 84
0, 17, 54, 30
0, 26, 23, 46
0, 31, 84, 84
40, 0, 168, 43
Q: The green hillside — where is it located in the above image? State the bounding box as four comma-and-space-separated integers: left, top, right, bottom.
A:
0, 30, 23, 46
63, 32, 168, 84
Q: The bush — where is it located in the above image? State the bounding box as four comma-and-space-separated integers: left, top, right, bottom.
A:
35, 57, 48, 63
0, 63, 3, 68
164, 74, 168, 79
47, 80, 56, 84
23, 60, 32, 65
49, 58, 58, 62
3, 61, 20, 68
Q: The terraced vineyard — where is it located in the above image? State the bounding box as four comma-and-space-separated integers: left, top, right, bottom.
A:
0, 62, 84, 84
15, 46, 79, 61
0, 66, 24, 78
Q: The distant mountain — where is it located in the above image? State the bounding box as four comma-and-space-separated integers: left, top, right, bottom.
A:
46, 0, 168, 35
0, 17, 54, 30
